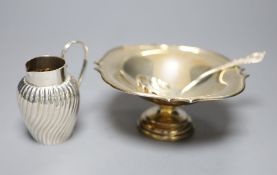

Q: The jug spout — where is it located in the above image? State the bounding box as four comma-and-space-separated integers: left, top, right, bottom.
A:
25, 56, 67, 86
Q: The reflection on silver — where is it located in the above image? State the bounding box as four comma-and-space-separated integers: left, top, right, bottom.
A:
96, 44, 261, 141
17, 76, 79, 144
17, 40, 88, 145
96, 44, 249, 105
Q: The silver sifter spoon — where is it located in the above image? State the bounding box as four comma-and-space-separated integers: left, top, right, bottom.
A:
181, 51, 266, 94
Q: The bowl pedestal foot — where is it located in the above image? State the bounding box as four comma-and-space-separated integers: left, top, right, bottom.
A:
137, 105, 194, 141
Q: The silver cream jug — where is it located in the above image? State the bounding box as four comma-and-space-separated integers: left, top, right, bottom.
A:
17, 40, 88, 144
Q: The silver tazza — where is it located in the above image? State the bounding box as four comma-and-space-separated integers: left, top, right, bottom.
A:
17, 40, 88, 145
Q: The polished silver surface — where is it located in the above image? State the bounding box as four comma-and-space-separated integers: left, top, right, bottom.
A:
17, 40, 88, 145
17, 75, 79, 144
96, 44, 251, 141
96, 45, 247, 105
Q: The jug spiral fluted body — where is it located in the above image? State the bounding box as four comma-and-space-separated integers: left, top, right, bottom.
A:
17, 41, 88, 144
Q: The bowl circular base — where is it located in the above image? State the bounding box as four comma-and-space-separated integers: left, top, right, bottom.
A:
137, 106, 194, 141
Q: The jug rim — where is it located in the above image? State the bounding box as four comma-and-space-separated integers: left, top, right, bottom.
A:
26, 55, 65, 73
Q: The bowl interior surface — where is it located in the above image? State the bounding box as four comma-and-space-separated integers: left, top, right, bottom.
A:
98, 45, 245, 104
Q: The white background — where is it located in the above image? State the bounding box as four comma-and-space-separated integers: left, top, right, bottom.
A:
0, 0, 276, 175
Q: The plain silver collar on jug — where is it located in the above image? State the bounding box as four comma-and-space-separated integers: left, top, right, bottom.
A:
25, 56, 68, 86
24, 40, 88, 87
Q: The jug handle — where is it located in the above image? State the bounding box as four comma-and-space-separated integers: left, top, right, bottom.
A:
61, 40, 88, 86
